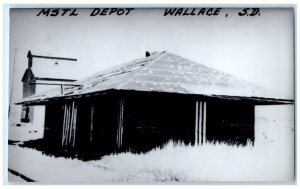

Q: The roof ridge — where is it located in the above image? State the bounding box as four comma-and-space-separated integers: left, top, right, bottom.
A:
76, 52, 165, 85
116, 52, 167, 89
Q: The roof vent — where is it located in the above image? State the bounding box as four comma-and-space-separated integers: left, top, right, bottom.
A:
145, 51, 151, 57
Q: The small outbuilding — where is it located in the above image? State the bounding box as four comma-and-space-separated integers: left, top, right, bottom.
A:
17, 51, 293, 155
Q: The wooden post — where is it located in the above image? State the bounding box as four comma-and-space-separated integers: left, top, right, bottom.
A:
116, 97, 124, 148
60, 84, 64, 95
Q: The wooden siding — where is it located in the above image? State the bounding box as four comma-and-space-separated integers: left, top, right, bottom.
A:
61, 101, 77, 147
43, 103, 64, 148
41, 91, 256, 157
116, 97, 124, 148
122, 92, 195, 152
91, 96, 119, 152
206, 100, 255, 145
195, 101, 207, 145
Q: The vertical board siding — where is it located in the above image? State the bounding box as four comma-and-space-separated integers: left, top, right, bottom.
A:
72, 104, 78, 147
205, 101, 255, 145
62, 101, 78, 147
203, 102, 207, 144
90, 105, 94, 143
195, 101, 206, 145
62, 104, 67, 146
116, 97, 124, 148
199, 101, 202, 145
64, 105, 70, 145
195, 101, 199, 145
68, 102, 74, 144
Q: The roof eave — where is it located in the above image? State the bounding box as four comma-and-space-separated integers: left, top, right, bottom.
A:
209, 94, 294, 105
16, 89, 294, 106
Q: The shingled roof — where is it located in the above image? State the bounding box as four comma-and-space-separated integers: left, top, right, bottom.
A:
18, 51, 293, 105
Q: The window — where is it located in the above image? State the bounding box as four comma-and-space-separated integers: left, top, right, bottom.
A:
21, 106, 30, 123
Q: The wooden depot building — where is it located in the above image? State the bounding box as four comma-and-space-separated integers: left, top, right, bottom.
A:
17, 51, 293, 155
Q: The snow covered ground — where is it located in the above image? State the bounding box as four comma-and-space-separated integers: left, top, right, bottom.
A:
8, 172, 27, 182
7, 105, 294, 183
9, 123, 43, 142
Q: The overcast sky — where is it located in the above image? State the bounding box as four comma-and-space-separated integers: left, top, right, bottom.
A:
9, 7, 294, 108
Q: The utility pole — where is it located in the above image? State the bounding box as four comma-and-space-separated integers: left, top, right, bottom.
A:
9, 48, 18, 118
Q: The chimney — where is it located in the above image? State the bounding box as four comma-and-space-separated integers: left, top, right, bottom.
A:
145, 51, 150, 57
27, 50, 33, 68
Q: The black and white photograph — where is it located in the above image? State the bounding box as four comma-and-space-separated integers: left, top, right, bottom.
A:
6, 6, 295, 183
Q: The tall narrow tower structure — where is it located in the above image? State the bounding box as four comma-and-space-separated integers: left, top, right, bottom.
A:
21, 50, 78, 125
